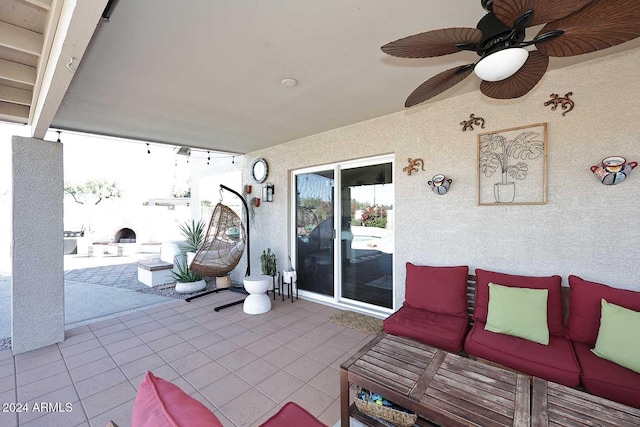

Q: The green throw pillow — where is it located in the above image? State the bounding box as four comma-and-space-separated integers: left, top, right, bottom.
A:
592, 299, 640, 374
485, 282, 549, 345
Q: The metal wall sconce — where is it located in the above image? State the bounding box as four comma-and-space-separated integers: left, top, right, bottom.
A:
262, 182, 274, 202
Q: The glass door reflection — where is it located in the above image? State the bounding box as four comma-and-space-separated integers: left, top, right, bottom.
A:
295, 171, 335, 297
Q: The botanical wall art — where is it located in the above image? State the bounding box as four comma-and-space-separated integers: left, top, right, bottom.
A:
478, 123, 547, 206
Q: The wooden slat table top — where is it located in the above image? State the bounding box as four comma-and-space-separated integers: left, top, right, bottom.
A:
532, 377, 640, 427
342, 333, 531, 427
422, 352, 530, 427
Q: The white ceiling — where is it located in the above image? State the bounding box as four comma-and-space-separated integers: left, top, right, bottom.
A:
4, 0, 639, 154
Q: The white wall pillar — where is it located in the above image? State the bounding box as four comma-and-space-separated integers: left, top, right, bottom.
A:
11, 136, 64, 354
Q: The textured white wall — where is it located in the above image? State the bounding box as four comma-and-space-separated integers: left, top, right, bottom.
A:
243, 47, 640, 310
12, 137, 65, 354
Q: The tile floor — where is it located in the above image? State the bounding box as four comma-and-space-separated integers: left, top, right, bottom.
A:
0, 291, 374, 427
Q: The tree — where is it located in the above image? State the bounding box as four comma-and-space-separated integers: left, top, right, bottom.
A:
64, 179, 121, 205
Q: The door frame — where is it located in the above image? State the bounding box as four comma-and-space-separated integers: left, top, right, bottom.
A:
290, 154, 395, 316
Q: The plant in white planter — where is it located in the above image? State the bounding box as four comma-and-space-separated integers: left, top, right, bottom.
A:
260, 248, 277, 277
171, 255, 206, 293
479, 131, 544, 203
283, 255, 296, 285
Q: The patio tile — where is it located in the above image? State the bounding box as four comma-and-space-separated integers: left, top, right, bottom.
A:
120, 353, 166, 379
146, 333, 185, 352
110, 344, 154, 366
15, 358, 67, 387
157, 342, 198, 363
269, 328, 301, 345
182, 360, 230, 390
326, 331, 363, 351
59, 338, 103, 358
129, 320, 165, 335
59, 331, 96, 348
156, 312, 188, 325
288, 320, 320, 334
271, 314, 299, 328
215, 323, 247, 339
75, 367, 127, 399
200, 373, 251, 407
168, 350, 213, 375
121, 314, 156, 329
0, 374, 15, 394
200, 317, 234, 332
251, 321, 283, 336
286, 334, 322, 354
284, 383, 335, 418
18, 388, 82, 425
69, 356, 118, 383
104, 336, 144, 355
87, 317, 121, 331
318, 398, 341, 426
91, 322, 129, 338
175, 324, 212, 341
17, 371, 72, 402
308, 344, 348, 366
283, 354, 327, 382
308, 366, 341, 398
0, 411, 17, 427
262, 345, 303, 369
136, 325, 175, 343
14, 345, 61, 372
0, 361, 14, 380
306, 324, 342, 341
129, 364, 181, 387
166, 319, 201, 333
118, 309, 148, 322
220, 388, 276, 426
235, 358, 279, 386
229, 329, 262, 347
238, 315, 265, 329
97, 329, 136, 346
88, 399, 134, 427
255, 370, 304, 403
81, 380, 137, 419
244, 336, 282, 357
201, 339, 240, 359
217, 348, 258, 372
185, 330, 224, 350
65, 347, 110, 370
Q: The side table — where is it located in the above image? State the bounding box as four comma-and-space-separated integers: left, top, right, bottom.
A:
243, 275, 272, 314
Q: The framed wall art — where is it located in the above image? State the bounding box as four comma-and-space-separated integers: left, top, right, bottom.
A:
477, 123, 547, 206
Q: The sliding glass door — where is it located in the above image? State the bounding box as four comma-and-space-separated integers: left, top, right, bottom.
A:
292, 156, 393, 311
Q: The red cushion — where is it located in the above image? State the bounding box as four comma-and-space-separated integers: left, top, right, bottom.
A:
384, 305, 469, 353
132, 371, 223, 427
404, 263, 469, 318
573, 342, 640, 409
566, 275, 640, 346
473, 269, 564, 337
464, 322, 580, 387
260, 402, 327, 427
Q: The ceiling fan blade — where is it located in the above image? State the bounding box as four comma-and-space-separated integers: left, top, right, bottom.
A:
480, 51, 549, 99
382, 28, 482, 58
405, 64, 474, 107
536, 0, 640, 57
492, 0, 594, 28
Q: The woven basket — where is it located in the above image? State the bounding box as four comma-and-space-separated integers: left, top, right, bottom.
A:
354, 387, 417, 427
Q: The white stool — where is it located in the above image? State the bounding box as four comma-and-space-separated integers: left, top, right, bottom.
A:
243, 275, 272, 314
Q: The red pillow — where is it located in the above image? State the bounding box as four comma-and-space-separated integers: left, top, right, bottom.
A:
566, 275, 640, 346
473, 269, 564, 337
132, 371, 223, 427
260, 402, 327, 427
404, 262, 469, 318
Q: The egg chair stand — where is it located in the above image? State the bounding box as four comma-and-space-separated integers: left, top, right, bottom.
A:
185, 184, 251, 311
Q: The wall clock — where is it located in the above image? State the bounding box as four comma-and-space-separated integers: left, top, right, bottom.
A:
251, 158, 269, 183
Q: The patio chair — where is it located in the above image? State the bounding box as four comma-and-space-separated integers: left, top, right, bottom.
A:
189, 202, 246, 277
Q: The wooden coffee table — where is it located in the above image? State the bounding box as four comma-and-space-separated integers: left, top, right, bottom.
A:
531, 377, 640, 427
341, 333, 531, 427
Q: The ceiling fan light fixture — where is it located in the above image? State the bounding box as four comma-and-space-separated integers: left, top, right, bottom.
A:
474, 47, 529, 82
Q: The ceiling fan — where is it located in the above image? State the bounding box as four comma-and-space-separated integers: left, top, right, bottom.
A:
382, 0, 640, 107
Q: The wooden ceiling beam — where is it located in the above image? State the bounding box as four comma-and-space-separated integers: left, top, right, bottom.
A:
31, 0, 109, 139
0, 59, 36, 86
0, 21, 44, 56
0, 84, 32, 106
0, 101, 29, 123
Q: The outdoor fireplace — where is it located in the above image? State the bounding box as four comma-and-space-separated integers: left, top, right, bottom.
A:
114, 228, 136, 243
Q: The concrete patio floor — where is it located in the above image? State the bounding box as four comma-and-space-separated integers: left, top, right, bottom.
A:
0, 287, 373, 426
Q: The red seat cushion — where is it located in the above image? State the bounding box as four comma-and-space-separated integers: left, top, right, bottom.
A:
473, 269, 564, 337
132, 371, 223, 427
573, 342, 640, 409
566, 275, 640, 346
464, 322, 580, 387
404, 263, 469, 318
384, 305, 469, 353
260, 402, 327, 427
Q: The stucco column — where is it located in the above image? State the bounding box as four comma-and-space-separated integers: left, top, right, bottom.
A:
11, 136, 64, 354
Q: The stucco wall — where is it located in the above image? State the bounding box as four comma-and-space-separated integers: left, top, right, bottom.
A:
233, 47, 640, 311
12, 137, 65, 353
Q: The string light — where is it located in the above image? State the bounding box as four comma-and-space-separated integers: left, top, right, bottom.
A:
207, 151, 210, 165
56, 131, 61, 143
146, 143, 151, 154
232, 156, 235, 165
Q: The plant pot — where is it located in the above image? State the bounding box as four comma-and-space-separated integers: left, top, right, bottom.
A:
283, 270, 297, 284
175, 279, 206, 294
216, 275, 231, 289
186, 251, 196, 266
494, 182, 515, 203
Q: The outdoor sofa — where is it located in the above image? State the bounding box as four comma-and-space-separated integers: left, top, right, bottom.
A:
383, 262, 640, 409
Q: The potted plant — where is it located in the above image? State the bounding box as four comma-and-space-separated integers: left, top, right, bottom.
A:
178, 219, 205, 265
479, 131, 544, 203
283, 255, 296, 285
171, 254, 206, 293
